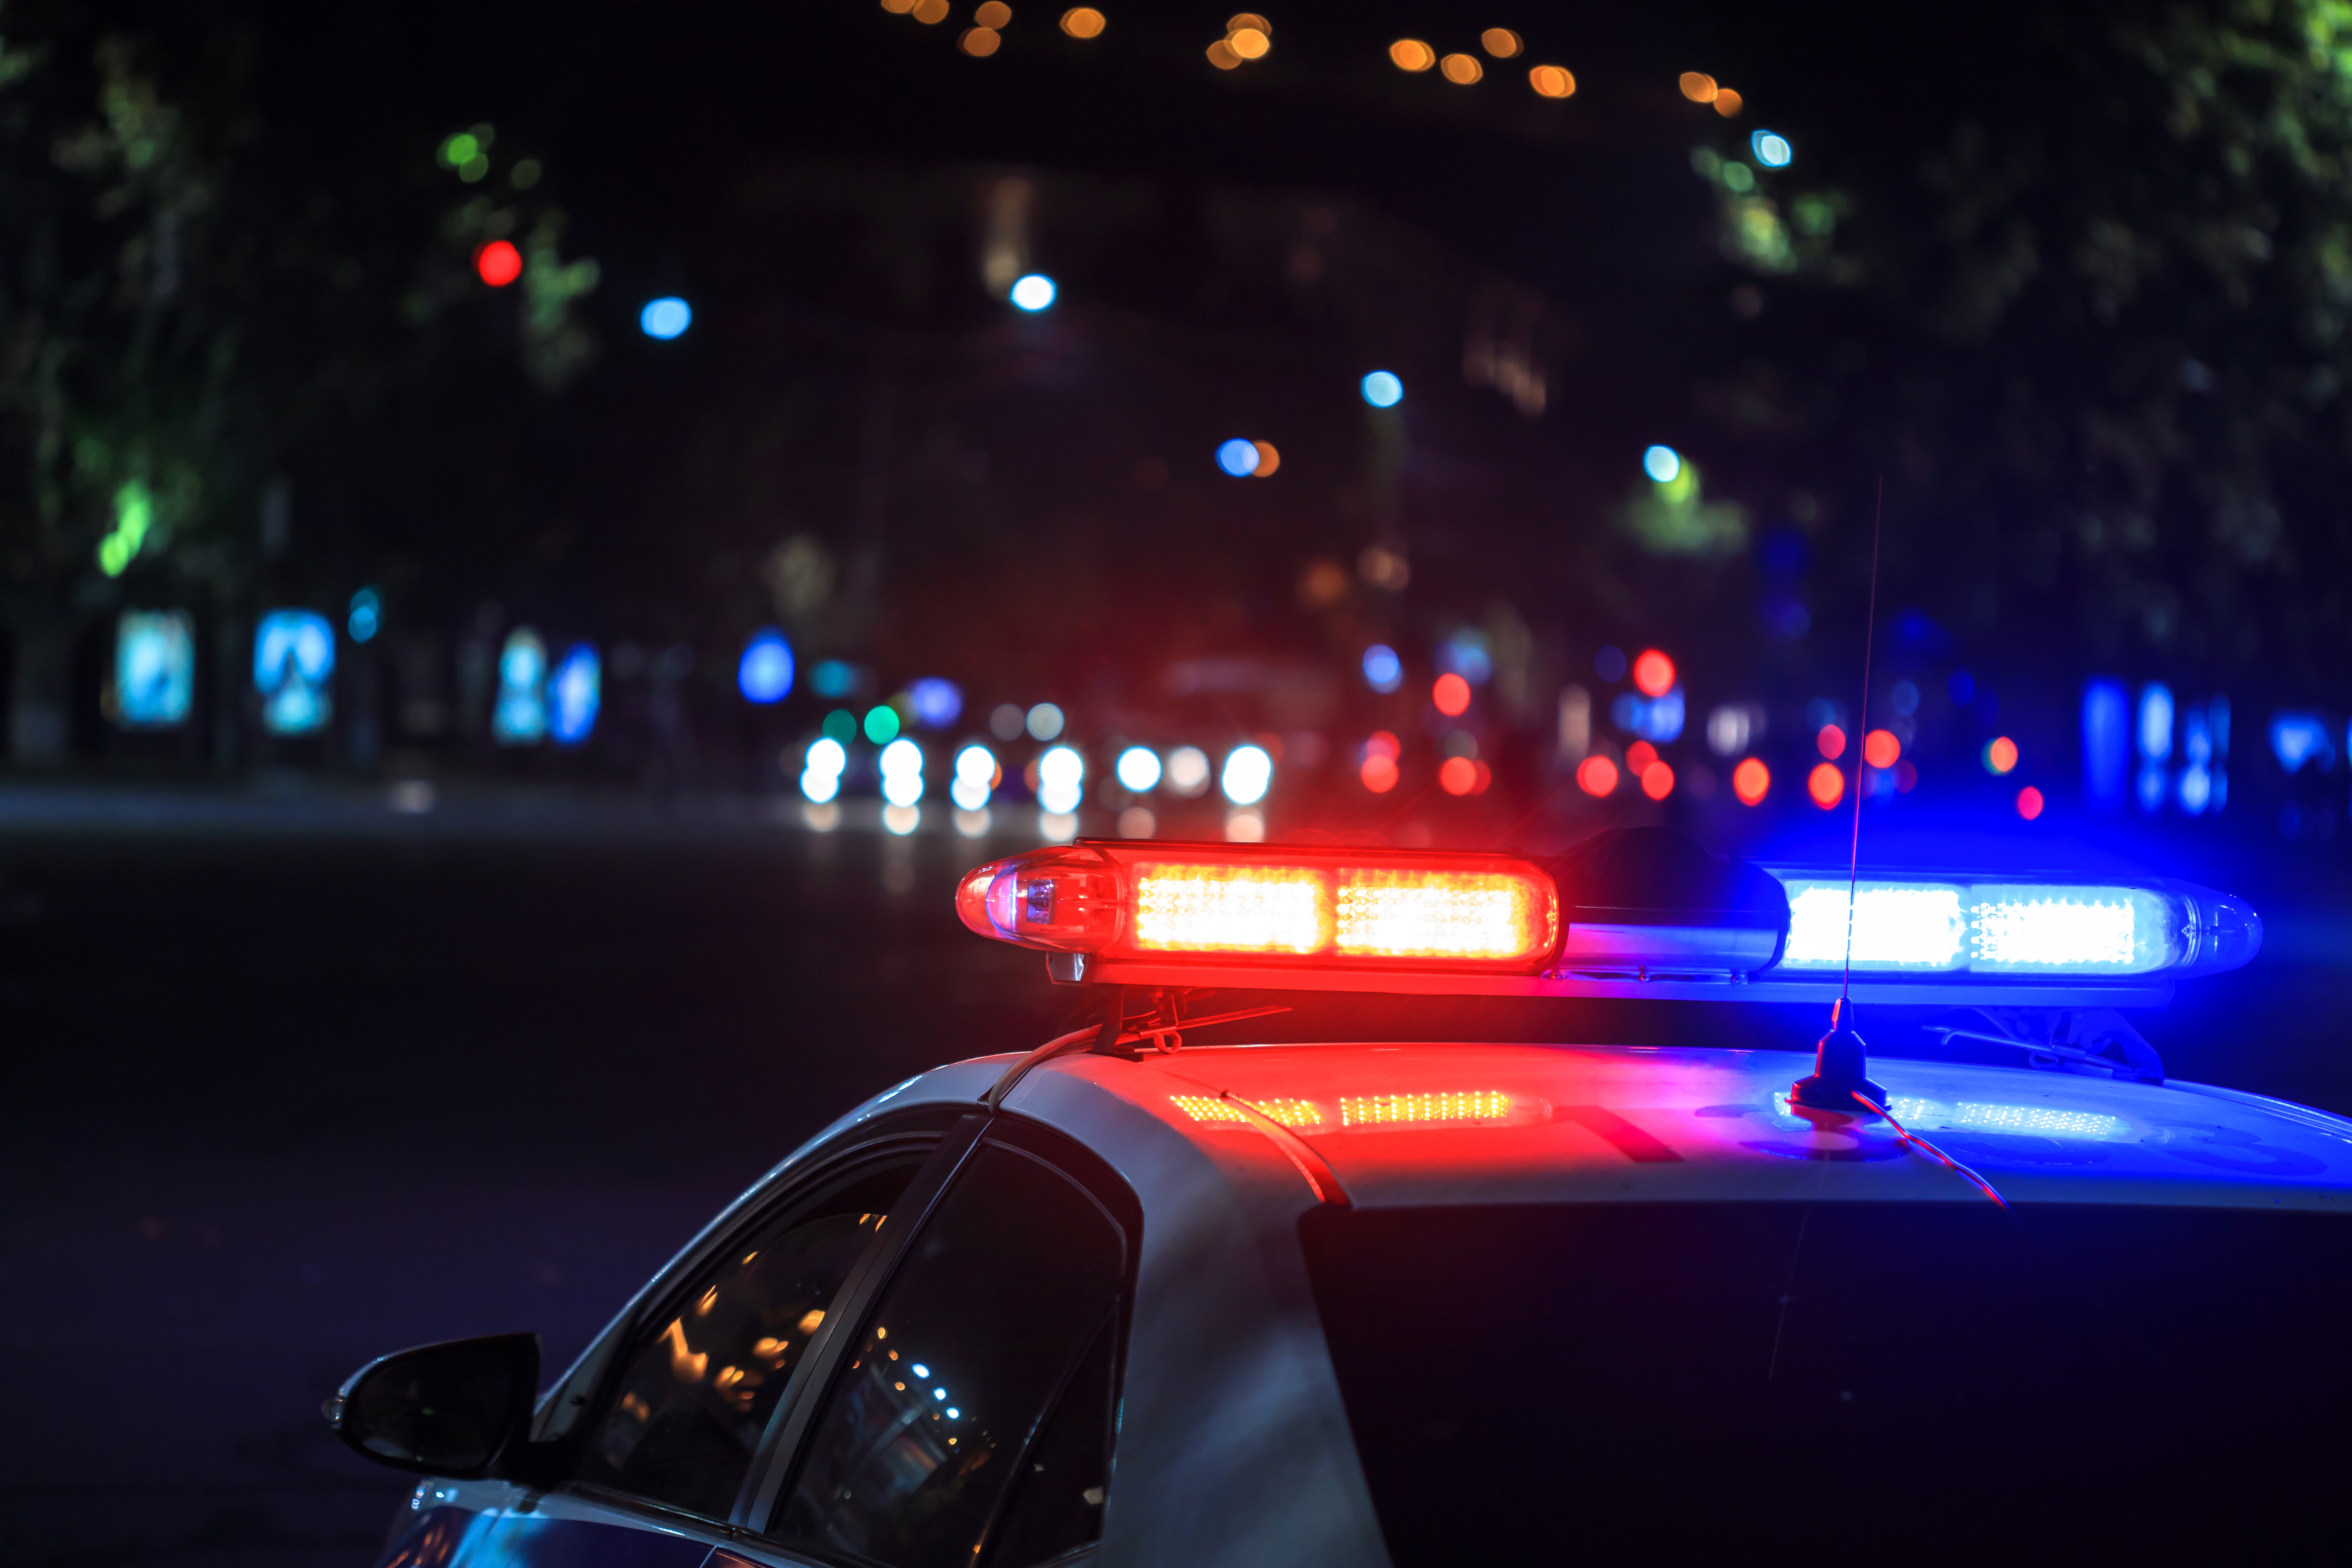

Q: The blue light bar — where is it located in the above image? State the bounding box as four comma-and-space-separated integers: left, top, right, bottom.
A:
1763, 870, 2258, 984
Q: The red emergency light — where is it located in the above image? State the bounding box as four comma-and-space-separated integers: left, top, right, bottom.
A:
957, 841, 1559, 974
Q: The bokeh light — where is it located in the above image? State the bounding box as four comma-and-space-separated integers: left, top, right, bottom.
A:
801, 737, 847, 804
1577, 756, 1618, 796
1626, 741, 1659, 775
1732, 757, 1770, 805
952, 744, 996, 810
1390, 39, 1435, 71
1482, 28, 1522, 57
475, 241, 522, 288
1631, 649, 1676, 698
1594, 646, 1628, 682
975, 2, 1010, 26
822, 709, 858, 745
1432, 673, 1471, 716
1438, 756, 1477, 796
1360, 753, 1399, 793
1251, 440, 1281, 476
1116, 746, 1162, 791
1026, 702, 1065, 740
907, 677, 962, 728
1808, 762, 1845, 809
1216, 438, 1260, 476
1060, 7, 1106, 38
1984, 735, 2019, 774
1360, 370, 1404, 407
1166, 746, 1211, 796
550, 643, 601, 746
1228, 26, 1269, 59
1010, 273, 1057, 310
1362, 644, 1403, 692
2017, 786, 2046, 820
738, 628, 794, 704
1222, 744, 1273, 805
960, 26, 1001, 56
1817, 724, 1847, 760
1641, 761, 1675, 800
1642, 444, 1682, 482
1679, 71, 1717, 102
863, 705, 901, 743
1712, 88, 1743, 117
347, 587, 382, 644
880, 737, 925, 807
1752, 130, 1793, 167
640, 297, 692, 339
1440, 53, 1483, 84
1529, 65, 1575, 98
1118, 806, 1156, 838
1862, 729, 1901, 768
1038, 744, 1085, 814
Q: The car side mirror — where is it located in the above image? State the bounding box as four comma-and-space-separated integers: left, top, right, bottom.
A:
323, 1333, 539, 1478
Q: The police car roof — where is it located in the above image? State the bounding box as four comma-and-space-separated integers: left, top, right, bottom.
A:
860, 1042, 2352, 1214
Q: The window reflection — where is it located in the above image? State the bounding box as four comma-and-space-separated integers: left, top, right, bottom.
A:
579, 1165, 912, 1519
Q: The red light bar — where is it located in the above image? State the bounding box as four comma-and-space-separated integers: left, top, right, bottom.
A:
957, 841, 1559, 972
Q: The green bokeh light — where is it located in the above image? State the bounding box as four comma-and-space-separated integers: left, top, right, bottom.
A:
440, 132, 479, 167
863, 705, 901, 744
822, 709, 858, 745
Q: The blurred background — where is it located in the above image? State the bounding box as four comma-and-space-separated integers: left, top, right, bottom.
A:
6, 0, 2352, 1562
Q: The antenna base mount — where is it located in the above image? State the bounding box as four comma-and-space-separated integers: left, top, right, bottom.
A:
1790, 996, 1886, 1112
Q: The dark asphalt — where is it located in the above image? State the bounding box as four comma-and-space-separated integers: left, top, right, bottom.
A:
4, 810, 2345, 1566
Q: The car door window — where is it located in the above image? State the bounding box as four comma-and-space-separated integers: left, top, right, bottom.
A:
772, 1142, 1124, 1568
576, 1163, 915, 1520
983, 1310, 1118, 1568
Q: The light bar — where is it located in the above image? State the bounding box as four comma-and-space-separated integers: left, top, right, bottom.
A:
1764, 872, 2258, 980
957, 841, 1559, 971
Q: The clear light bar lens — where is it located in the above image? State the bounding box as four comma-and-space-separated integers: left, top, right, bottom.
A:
1776, 877, 2185, 976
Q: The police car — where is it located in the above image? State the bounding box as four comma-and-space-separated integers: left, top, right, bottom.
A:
329, 827, 2351, 1565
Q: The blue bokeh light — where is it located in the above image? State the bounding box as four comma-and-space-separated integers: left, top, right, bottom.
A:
1010, 274, 1057, 311
1361, 643, 1403, 693
1643, 444, 1682, 483
255, 609, 335, 736
1216, 439, 1260, 477
348, 586, 382, 644
811, 659, 858, 699
550, 643, 602, 746
907, 677, 963, 729
738, 628, 795, 704
1751, 130, 1793, 168
640, 297, 692, 339
1360, 370, 1404, 408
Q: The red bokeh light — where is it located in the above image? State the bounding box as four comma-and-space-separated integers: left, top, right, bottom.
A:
1432, 673, 1472, 716
1816, 724, 1847, 760
475, 240, 523, 287
1360, 754, 1399, 793
1364, 730, 1401, 760
1631, 649, 1676, 697
1985, 735, 2019, 774
1624, 740, 1658, 775
2017, 785, 2045, 820
1640, 761, 1675, 800
1576, 756, 1618, 796
1438, 756, 1479, 795
1808, 762, 1845, 809
1731, 757, 1770, 805
1862, 729, 1900, 769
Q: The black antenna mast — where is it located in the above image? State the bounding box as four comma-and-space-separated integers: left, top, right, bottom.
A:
1791, 477, 1889, 1112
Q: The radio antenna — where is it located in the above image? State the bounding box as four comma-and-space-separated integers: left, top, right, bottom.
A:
1791, 476, 1888, 1112
1840, 476, 1883, 1003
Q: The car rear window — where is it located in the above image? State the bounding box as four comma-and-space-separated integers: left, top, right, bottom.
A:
1301, 1201, 2352, 1559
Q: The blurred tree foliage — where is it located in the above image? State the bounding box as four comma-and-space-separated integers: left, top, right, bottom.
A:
1695, 0, 2352, 692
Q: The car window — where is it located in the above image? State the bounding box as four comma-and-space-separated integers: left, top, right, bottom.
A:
575, 1163, 916, 1520
982, 1310, 1118, 1568
772, 1142, 1124, 1568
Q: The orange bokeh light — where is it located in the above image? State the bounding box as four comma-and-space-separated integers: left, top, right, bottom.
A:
1577, 755, 1618, 796
1228, 26, 1270, 59
1390, 38, 1436, 71
475, 240, 522, 287
1641, 761, 1675, 800
1631, 648, 1675, 696
1862, 729, 1900, 769
1207, 38, 1239, 68
1360, 754, 1399, 793
1438, 757, 1478, 796
1808, 762, 1845, 809
1625, 740, 1658, 775
975, 1, 1011, 26
1528, 64, 1575, 98
1060, 7, 1106, 38
1251, 440, 1280, 476
1712, 88, 1743, 117
1679, 71, 1717, 102
960, 25, 1001, 55
1481, 27, 1522, 57
1732, 757, 1770, 805
1985, 735, 2019, 774
1440, 52, 1483, 84
1816, 723, 1847, 760
2017, 786, 2045, 820
1432, 673, 1472, 716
